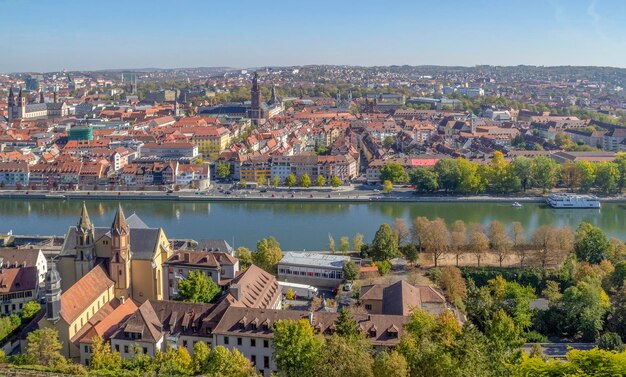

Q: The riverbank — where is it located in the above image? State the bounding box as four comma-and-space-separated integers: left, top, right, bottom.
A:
1, 189, 626, 203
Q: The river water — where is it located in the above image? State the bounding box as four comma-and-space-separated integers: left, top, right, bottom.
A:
1, 199, 625, 250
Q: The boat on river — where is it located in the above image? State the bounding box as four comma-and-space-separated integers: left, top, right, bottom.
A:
546, 194, 600, 209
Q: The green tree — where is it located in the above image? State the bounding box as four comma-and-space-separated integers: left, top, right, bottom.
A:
485, 310, 524, 364
382, 180, 393, 194
575, 160, 596, 193
595, 162, 620, 195
272, 176, 281, 187
205, 346, 255, 377
339, 236, 350, 253
216, 163, 231, 180
434, 159, 459, 192
409, 167, 439, 193
439, 266, 467, 308
316, 175, 326, 187
370, 224, 399, 261
335, 308, 361, 339
90, 335, 122, 371
380, 162, 408, 184
575, 222, 609, 264
192, 341, 210, 375
597, 332, 625, 352
456, 158, 483, 194
614, 152, 626, 192
285, 173, 297, 188
235, 247, 253, 268
253, 236, 283, 273
177, 270, 221, 303
300, 173, 311, 188
315, 335, 374, 377
562, 277, 611, 341
372, 350, 408, 377
273, 319, 324, 377
26, 328, 64, 367
511, 157, 533, 192
342, 261, 359, 282
490, 151, 520, 193
21, 301, 41, 320
330, 175, 342, 188
531, 155, 560, 193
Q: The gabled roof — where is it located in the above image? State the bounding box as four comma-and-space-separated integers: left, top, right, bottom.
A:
60, 263, 114, 323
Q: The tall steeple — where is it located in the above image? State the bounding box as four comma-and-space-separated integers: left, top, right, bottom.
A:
248, 71, 263, 124
39, 90, 45, 104
7, 87, 14, 107
110, 205, 131, 299
75, 202, 95, 280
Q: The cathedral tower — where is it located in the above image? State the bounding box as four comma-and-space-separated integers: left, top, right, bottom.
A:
45, 262, 62, 322
110, 205, 131, 299
248, 72, 263, 124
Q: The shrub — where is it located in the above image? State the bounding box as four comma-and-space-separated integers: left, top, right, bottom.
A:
285, 288, 296, 300
374, 260, 391, 276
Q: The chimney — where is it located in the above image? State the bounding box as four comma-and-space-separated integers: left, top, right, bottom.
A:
120, 296, 125, 304
230, 284, 241, 301
183, 252, 190, 262
308, 312, 314, 325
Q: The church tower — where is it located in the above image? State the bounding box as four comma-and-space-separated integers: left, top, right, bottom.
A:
75, 202, 96, 281
17, 88, 26, 118
45, 262, 62, 322
110, 205, 131, 299
7, 88, 15, 120
248, 72, 263, 124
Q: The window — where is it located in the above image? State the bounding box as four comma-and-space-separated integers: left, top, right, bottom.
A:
250, 339, 256, 347
183, 340, 187, 347
224, 336, 229, 345
264, 356, 270, 368
365, 304, 372, 311
237, 337, 242, 346
84, 345, 89, 353
263, 340, 269, 348
115, 345, 119, 352
251, 355, 256, 365
124, 345, 129, 353
143, 347, 148, 354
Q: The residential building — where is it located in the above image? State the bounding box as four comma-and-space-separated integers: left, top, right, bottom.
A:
278, 252, 349, 288
360, 280, 447, 316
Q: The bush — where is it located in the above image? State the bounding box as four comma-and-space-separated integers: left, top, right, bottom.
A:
523, 330, 549, 343
427, 267, 442, 284
374, 260, 391, 276
285, 288, 296, 300
461, 267, 566, 294
597, 332, 625, 352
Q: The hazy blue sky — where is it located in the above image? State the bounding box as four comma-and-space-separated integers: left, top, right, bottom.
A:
2, 0, 626, 72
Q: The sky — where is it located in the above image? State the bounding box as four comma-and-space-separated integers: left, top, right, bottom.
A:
1, 0, 626, 72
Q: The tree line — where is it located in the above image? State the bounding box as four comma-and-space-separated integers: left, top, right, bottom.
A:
380, 152, 626, 195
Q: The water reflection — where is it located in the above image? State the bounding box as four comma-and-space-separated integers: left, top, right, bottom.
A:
0, 199, 625, 249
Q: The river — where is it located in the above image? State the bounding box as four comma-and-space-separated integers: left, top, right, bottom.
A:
1, 199, 625, 250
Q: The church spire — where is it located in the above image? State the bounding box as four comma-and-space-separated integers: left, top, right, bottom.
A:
112, 204, 129, 235
78, 202, 92, 231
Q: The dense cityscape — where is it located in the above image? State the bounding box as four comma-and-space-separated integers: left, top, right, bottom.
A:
3, 0, 626, 376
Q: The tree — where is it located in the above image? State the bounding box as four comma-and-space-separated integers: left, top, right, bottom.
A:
372, 351, 408, 377
314, 335, 374, 377
235, 247, 253, 268
409, 167, 439, 193
380, 162, 408, 184
531, 156, 559, 193
192, 341, 210, 375
468, 224, 489, 267
90, 335, 122, 371
596, 332, 625, 352
352, 233, 364, 253
576, 160, 596, 193
562, 277, 610, 341
331, 175, 342, 188
490, 220, 511, 267
485, 310, 524, 364
456, 158, 483, 194
285, 173, 297, 188
216, 163, 231, 179
510, 157, 533, 192
316, 175, 326, 187
561, 161, 582, 192
595, 162, 620, 195
339, 236, 350, 254
253, 237, 283, 273
532, 225, 574, 268
450, 220, 467, 266
434, 159, 459, 192
401, 244, 419, 265
490, 151, 520, 193
614, 152, 626, 192
412, 216, 431, 251
511, 222, 527, 266
21, 301, 41, 320
342, 260, 359, 281
328, 234, 336, 253
273, 319, 323, 377
370, 224, 399, 261
177, 270, 221, 303
439, 266, 467, 308
205, 346, 256, 377
26, 328, 64, 367
272, 176, 281, 187
575, 222, 609, 264
300, 173, 311, 188
335, 308, 361, 339
392, 218, 410, 246
422, 218, 449, 267
382, 180, 393, 194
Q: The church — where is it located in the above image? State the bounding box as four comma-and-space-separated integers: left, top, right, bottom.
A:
246, 71, 284, 125
39, 204, 171, 360
7, 87, 69, 120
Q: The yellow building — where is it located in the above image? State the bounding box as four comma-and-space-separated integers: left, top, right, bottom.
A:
189, 126, 231, 157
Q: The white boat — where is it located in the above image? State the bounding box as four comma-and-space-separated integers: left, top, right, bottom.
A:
512, 202, 522, 208
546, 194, 600, 209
